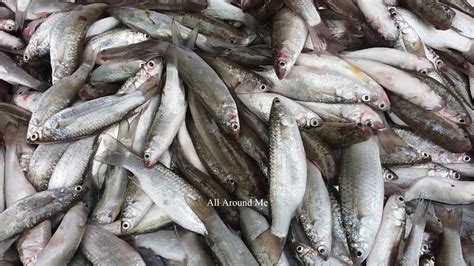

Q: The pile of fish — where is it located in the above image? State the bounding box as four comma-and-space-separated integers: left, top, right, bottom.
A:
1, 0, 474, 265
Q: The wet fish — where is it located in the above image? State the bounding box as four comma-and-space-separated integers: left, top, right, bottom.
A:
339, 137, 384, 264
268, 97, 307, 239
0, 186, 86, 242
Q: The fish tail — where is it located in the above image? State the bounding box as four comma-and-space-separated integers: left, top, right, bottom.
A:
14, 10, 27, 31
95, 133, 135, 168
185, 195, 215, 223
254, 228, 285, 264
434, 204, 463, 230
308, 23, 345, 53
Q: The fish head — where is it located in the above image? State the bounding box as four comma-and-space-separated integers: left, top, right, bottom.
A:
431, 4, 456, 30
0, 19, 15, 32
294, 243, 321, 265
350, 240, 369, 265
273, 52, 294, 80
57, 185, 89, 204
222, 105, 240, 137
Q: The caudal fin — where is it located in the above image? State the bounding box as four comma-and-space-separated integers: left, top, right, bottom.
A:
434, 204, 463, 231
94, 133, 135, 168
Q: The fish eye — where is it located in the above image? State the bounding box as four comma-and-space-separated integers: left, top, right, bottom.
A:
355, 249, 364, 257
231, 121, 239, 131
317, 245, 328, 255
144, 152, 151, 159
278, 60, 287, 68
458, 118, 466, 124
224, 48, 232, 54
12, 46, 18, 50
362, 95, 371, 102
365, 120, 373, 128
386, 173, 394, 180
422, 152, 430, 158
397, 195, 404, 202
259, 84, 267, 91
144, 34, 150, 39
227, 178, 235, 184
74, 186, 83, 192
296, 246, 304, 253
147, 61, 155, 68
229, 37, 237, 44
121, 221, 130, 229
274, 98, 281, 104
463, 155, 471, 162
7, 25, 12, 31
454, 172, 461, 179
309, 118, 319, 128
422, 244, 429, 252
23, 54, 29, 61
395, 25, 400, 29
30, 132, 39, 141
430, 256, 435, 262
378, 102, 386, 109
420, 69, 428, 75
436, 60, 444, 67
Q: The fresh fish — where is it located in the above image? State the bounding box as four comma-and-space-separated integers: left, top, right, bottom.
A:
143, 46, 186, 167
399, 201, 429, 265
339, 137, 384, 264
298, 161, 332, 259
268, 97, 307, 238
300, 102, 384, 129
404, 177, 474, 204
343, 48, 435, 73
80, 224, 145, 265
271, 7, 307, 79
119, 180, 154, 234
356, 0, 400, 41
95, 134, 207, 235
389, 93, 471, 153
23, 12, 66, 63
27, 49, 97, 142
35, 202, 88, 266
327, 187, 352, 265
307, 122, 373, 147
366, 194, 406, 265
176, 38, 240, 136
49, 4, 105, 82
47, 136, 96, 189
344, 57, 444, 111
0, 51, 48, 90
91, 120, 129, 224
0, 186, 86, 242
